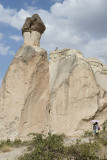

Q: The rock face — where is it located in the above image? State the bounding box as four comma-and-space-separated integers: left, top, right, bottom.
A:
86, 58, 107, 91
0, 14, 49, 140
49, 49, 107, 136
0, 14, 107, 140
18, 47, 49, 139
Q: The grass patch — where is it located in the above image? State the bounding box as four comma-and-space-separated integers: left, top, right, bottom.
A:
1, 145, 12, 152
0, 138, 27, 152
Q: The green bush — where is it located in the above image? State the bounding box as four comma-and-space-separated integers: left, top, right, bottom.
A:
82, 130, 93, 137
13, 139, 23, 147
102, 122, 107, 131
67, 140, 100, 160
18, 133, 66, 160
18, 133, 100, 160
98, 131, 107, 146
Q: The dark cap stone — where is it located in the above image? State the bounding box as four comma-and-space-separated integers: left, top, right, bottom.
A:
22, 14, 46, 35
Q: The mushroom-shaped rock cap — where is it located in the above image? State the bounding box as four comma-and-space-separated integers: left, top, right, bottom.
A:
22, 14, 46, 35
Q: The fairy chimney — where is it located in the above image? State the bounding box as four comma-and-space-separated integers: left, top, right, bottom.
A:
22, 14, 46, 46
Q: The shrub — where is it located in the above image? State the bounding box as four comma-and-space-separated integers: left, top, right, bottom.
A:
102, 122, 107, 131
1, 145, 12, 152
18, 133, 66, 160
13, 139, 23, 147
18, 133, 100, 160
82, 130, 93, 137
67, 140, 100, 160
98, 131, 107, 146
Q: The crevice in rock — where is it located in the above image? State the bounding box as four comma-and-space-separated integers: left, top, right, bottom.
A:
50, 55, 77, 94
4, 88, 11, 95
83, 104, 107, 122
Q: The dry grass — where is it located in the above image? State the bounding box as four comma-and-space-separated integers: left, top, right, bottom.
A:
1, 145, 12, 152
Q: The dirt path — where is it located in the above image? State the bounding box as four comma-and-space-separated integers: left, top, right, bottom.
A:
64, 137, 94, 146
0, 147, 27, 160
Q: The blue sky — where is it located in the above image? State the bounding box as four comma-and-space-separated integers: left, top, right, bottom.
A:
0, 0, 107, 86
0, 0, 55, 84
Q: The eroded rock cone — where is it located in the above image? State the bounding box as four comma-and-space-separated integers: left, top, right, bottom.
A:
0, 14, 49, 140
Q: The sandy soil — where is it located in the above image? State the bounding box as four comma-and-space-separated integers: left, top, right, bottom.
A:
0, 147, 27, 160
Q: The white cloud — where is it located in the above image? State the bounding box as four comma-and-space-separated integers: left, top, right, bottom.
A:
0, 4, 32, 29
0, 43, 10, 55
0, 1, 107, 63
9, 35, 23, 41
0, 43, 15, 55
82, 38, 107, 64
38, 0, 107, 63
50, 0, 107, 36
0, 32, 14, 56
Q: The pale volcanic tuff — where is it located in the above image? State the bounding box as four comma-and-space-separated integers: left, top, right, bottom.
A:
0, 14, 107, 140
